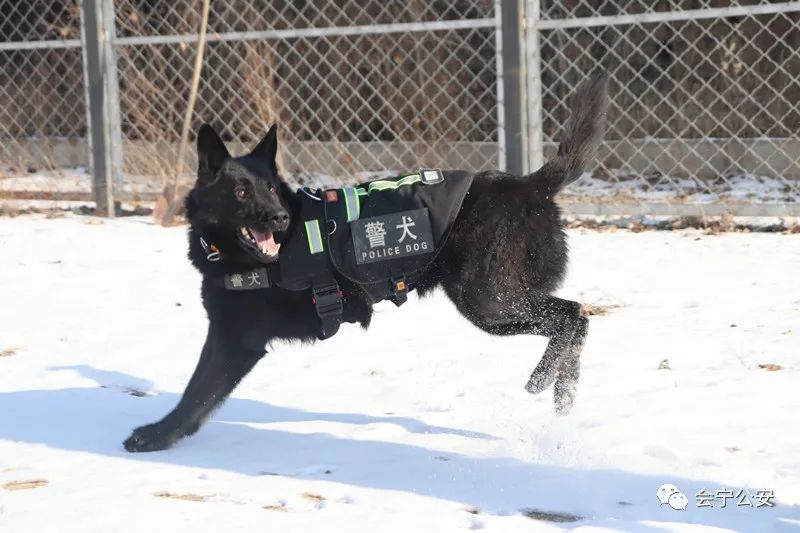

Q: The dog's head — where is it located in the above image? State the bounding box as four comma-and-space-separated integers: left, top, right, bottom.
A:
186, 123, 292, 265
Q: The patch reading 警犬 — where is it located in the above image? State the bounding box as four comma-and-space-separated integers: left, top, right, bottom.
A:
351, 208, 434, 265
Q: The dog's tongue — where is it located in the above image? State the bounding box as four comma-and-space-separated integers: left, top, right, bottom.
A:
251, 230, 280, 255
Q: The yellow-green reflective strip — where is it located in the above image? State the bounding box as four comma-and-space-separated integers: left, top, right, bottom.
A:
367, 173, 420, 194
304, 220, 324, 254
343, 187, 360, 222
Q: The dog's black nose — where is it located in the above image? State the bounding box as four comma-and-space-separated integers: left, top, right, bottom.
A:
272, 212, 289, 228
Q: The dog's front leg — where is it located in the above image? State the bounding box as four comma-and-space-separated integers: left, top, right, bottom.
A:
123, 322, 265, 452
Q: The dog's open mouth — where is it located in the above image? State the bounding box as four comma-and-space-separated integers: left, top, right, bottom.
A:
238, 226, 281, 259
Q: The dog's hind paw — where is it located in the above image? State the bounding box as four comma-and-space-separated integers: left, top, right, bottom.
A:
123, 422, 181, 453
553, 387, 575, 415
553, 376, 577, 415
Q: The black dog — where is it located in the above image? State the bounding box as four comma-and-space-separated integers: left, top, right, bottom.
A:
124, 74, 609, 452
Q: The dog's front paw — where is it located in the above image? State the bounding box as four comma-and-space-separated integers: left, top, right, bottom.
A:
525, 367, 557, 395
123, 422, 181, 453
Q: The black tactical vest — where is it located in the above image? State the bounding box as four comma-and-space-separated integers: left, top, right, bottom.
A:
222, 169, 474, 338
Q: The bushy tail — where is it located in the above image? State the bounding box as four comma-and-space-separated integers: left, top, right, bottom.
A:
534, 72, 609, 195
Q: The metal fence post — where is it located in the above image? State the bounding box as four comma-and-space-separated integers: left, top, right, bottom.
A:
525, 0, 544, 174
80, 0, 114, 216
500, 0, 525, 176
101, 0, 124, 200
494, 0, 506, 172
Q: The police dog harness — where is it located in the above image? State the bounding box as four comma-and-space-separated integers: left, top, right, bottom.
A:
205, 169, 474, 339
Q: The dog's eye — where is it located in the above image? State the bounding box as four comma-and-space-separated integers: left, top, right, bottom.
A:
234, 185, 247, 200
268, 185, 276, 194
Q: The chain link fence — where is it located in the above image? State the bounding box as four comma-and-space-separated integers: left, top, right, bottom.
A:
1, 0, 798, 217
112, 0, 501, 183
0, 1, 90, 201
531, 0, 800, 216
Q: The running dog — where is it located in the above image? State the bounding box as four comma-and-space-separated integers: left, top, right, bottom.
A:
124, 73, 609, 452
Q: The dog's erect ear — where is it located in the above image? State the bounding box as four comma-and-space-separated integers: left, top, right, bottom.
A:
250, 124, 278, 172
197, 124, 230, 185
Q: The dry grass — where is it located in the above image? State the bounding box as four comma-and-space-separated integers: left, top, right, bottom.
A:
758, 363, 784, 371
1, 347, 19, 357
153, 491, 208, 502
567, 215, 800, 234
3, 479, 48, 491
263, 503, 289, 512
581, 303, 623, 317
300, 492, 326, 503
520, 508, 583, 523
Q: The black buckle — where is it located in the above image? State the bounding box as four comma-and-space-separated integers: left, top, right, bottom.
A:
312, 282, 343, 319
390, 277, 408, 307
312, 282, 343, 340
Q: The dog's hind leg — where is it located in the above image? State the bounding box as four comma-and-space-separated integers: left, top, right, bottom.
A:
552, 315, 588, 414
123, 324, 265, 452
470, 296, 584, 413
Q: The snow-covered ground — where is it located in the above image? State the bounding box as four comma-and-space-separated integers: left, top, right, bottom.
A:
0, 215, 798, 533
